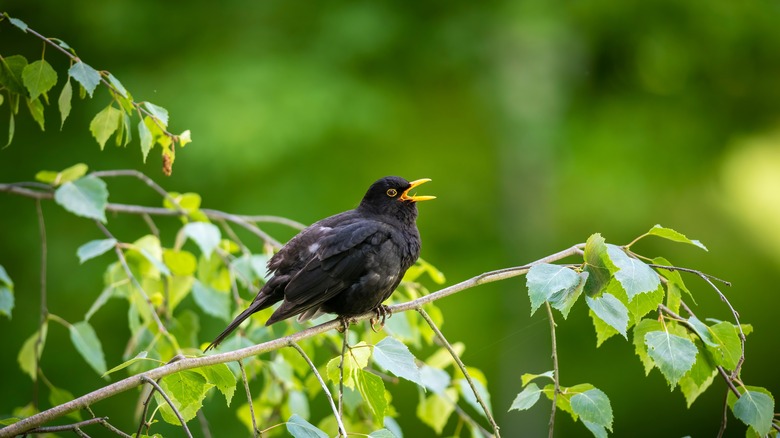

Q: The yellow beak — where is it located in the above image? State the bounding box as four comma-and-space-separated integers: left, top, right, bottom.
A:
400, 178, 436, 202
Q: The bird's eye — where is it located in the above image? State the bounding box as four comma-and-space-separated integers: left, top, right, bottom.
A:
386, 188, 398, 197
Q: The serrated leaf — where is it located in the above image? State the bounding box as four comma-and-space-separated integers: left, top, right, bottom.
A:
571, 388, 613, 430
107, 73, 128, 98
144, 102, 169, 126
733, 390, 775, 436
26, 97, 44, 131
287, 414, 328, 438
356, 369, 387, 420
625, 284, 664, 325
196, 364, 236, 406
589, 309, 619, 347
647, 225, 707, 251
686, 316, 718, 347
509, 382, 542, 411
679, 341, 718, 407
192, 280, 230, 321
417, 388, 457, 434
68, 61, 100, 97
0, 55, 27, 94
77, 238, 117, 263
549, 271, 588, 319
54, 176, 109, 222
156, 370, 211, 425
645, 330, 697, 388
582, 421, 608, 438
526, 264, 581, 315
583, 234, 615, 296
22, 60, 57, 101
607, 245, 660, 300
18, 325, 47, 380
373, 336, 423, 386
520, 370, 554, 387
183, 222, 221, 259
586, 293, 629, 338
138, 118, 153, 162
90, 105, 122, 150
706, 321, 742, 370
69, 321, 106, 375
543, 383, 595, 422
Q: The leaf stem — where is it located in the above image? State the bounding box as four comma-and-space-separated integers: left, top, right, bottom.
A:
289, 342, 347, 437
140, 375, 193, 438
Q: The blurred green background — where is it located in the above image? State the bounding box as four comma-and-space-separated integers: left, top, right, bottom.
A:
2, 0, 780, 436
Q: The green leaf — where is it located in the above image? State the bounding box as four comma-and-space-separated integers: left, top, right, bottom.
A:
192, 280, 230, 321
509, 382, 543, 411
139, 118, 153, 162
57, 79, 72, 129
373, 336, 423, 386
644, 330, 697, 388
624, 284, 664, 326
0, 55, 27, 94
652, 256, 695, 303
287, 414, 328, 438
68, 61, 101, 97
589, 308, 619, 347
163, 249, 197, 276
8, 16, 29, 32
90, 105, 122, 149
586, 293, 629, 338
633, 319, 663, 374
521, 370, 554, 387
733, 390, 775, 436
549, 271, 588, 319
583, 233, 615, 296
196, 364, 236, 406
137, 247, 172, 277
144, 102, 169, 126
419, 364, 451, 394
54, 176, 108, 222
69, 321, 107, 375
36, 163, 88, 186
606, 245, 660, 300
571, 388, 613, 431
543, 383, 595, 421
183, 222, 222, 259
417, 388, 457, 434
77, 238, 117, 263
48, 385, 81, 421
356, 369, 387, 420
107, 73, 129, 98
22, 60, 57, 101
26, 97, 45, 131
156, 370, 211, 424
18, 325, 47, 380
526, 263, 581, 315
582, 421, 608, 438
686, 316, 719, 347
646, 224, 707, 251
326, 341, 372, 388
179, 129, 192, 147
706, 321, 742, 370
679, 341, 718, 407
0, 265, 14, 319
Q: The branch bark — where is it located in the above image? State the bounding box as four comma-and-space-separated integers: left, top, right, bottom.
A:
0, 244, 583, 437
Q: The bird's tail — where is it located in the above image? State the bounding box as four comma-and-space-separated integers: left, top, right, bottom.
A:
203, 295, 275, 352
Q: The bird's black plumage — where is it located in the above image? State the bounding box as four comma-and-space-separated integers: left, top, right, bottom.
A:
205, 176, 434, 351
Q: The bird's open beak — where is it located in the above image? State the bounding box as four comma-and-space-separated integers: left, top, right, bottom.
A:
400, 178, 436, 202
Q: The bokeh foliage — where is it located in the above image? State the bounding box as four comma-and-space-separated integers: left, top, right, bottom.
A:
2, 1, 780, 436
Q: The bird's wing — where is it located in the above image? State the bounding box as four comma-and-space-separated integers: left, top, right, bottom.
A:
282, 220, 390, 306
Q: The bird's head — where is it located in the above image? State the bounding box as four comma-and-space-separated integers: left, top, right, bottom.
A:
358, 176, 435, 221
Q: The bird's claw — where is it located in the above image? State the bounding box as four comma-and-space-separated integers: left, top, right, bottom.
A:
369, 305, 393, 333
337, 316, 353, 333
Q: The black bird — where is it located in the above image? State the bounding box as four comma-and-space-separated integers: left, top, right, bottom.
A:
205, 176, 434, 351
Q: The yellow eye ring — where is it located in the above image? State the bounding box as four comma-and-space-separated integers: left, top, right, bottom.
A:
386, 188, 398, 197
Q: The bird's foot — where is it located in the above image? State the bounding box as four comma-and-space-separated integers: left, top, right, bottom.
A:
369, 305, 393, 333
337, 316, 353, 333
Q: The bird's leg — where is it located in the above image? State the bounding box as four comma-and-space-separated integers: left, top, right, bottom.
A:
369, 305, 393, 332
337, 315, 352, 333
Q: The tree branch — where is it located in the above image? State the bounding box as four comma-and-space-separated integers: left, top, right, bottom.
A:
0, 244, 583, 437
418, 308, 500, 438
238, 359, 259, 438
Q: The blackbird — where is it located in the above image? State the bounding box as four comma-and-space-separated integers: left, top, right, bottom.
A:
205, 176, 434, 351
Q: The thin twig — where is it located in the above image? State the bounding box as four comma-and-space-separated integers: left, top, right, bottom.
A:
33, 199, 48, 410
718, 389, 729, 438
240, 215, 307, 230
289, 342, 347, 437
27, 417, 106, 433
418, 308, 500, 438
238, 359, 259, 438
141, 213, 160, 238
338, 328, 348, 420
648, 264, 732, 286
545, 302, 559, 438
196, 410, 212, 438
95, 221, 167, 334
99, 418, 133, 438
0, 244, 584, 437
140, 375, 193, 438
134, 384, 154, 438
